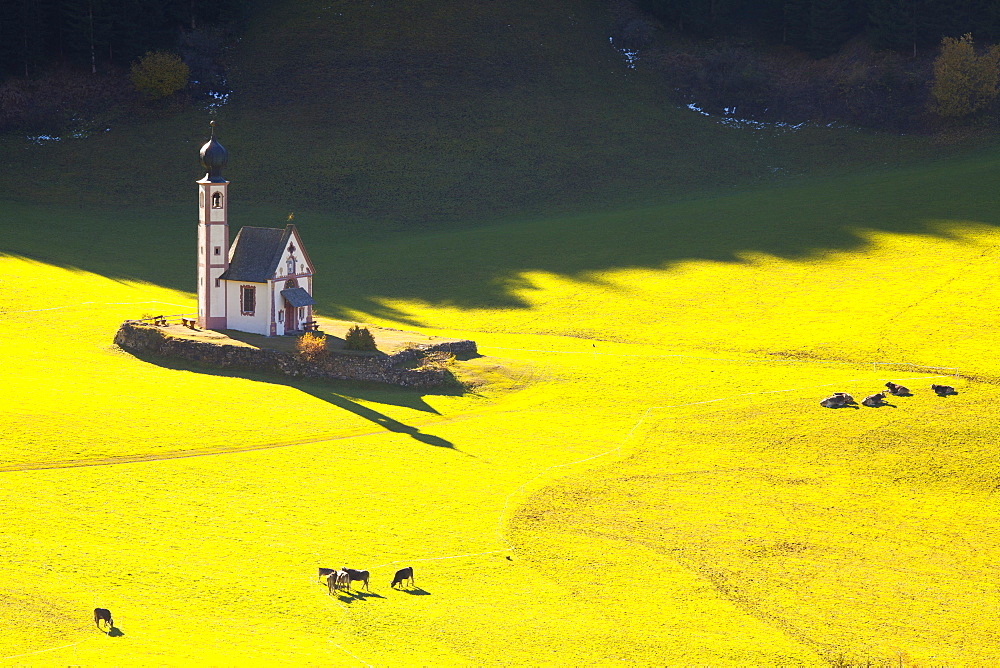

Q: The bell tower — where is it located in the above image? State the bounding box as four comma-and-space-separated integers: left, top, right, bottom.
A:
196, 121, 230, 329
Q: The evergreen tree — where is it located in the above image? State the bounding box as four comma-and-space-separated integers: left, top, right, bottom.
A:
809, 0, 855, 58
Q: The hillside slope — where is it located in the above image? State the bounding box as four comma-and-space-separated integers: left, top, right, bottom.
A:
0, 0, 957, 228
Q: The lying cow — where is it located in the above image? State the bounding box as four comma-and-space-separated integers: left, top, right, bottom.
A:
94, 608, 113, 632
820, 394, 848, 408
862, 392, 886, 407
931, 384, 956, 396
390, 566, 414, 589
820, 391, 858, 408
885, 382, 910, 396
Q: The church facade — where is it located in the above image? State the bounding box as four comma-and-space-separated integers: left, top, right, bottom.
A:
196, 123, 316, 336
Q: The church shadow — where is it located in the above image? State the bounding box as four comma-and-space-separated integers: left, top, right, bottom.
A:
125, 351, 463, 451
299, 388, 463, 452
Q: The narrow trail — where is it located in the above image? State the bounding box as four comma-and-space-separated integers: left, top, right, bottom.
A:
0, 412, 485, 474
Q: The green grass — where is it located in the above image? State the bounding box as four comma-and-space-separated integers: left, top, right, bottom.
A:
3, 0, 1000, 664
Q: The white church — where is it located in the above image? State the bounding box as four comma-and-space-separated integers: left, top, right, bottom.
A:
196, 122, 316, 336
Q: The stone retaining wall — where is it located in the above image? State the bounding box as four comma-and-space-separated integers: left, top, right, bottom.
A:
113, 322, 477, 389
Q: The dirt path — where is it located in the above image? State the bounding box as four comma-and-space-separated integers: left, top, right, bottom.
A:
0, 409, 489, 473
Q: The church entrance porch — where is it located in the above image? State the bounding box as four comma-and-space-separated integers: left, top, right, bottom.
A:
279, 283, 315, 335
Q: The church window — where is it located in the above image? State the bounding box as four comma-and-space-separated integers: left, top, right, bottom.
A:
200, 191, 205, 208
278, 311, 284, 323
287, 257, 296, 275
240, 285, 256, 315
212, 192, 223, 209
214, 278, 221, 288
299, 307, 305, 320
214, 246, 221, 256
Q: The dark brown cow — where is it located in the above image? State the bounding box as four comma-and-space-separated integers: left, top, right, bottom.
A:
931, 384, 956, 396
390, 567, 414, 589
885, 382, 910, 396
94, 608, 113, 632
862, 392, 886, 407
342, 567, 370, 592
820, 394, 847, 408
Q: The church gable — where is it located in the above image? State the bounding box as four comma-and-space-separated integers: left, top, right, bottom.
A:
274, 226, 314, 280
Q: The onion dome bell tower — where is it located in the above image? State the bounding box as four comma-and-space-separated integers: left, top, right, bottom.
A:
196, 121, 230, 330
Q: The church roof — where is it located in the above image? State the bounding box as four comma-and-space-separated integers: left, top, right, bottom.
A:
220, 224, 301, 283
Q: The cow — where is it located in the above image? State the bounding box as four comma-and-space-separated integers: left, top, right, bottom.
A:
885, 382, 910, 396
862, 392, 886, 407
390, 567, 414, 589
327, 570, 349, 595
931, 384, 956, 396
318, 567, 336, 584
342, 567, 370, 592
94, 608, 113, 632
819, 392, 854, 408
325, 569, 352, 594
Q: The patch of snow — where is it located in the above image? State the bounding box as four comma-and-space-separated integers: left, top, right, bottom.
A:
202, 75, 231, 110
684, 101, 846, 133
609, 37, 638, 69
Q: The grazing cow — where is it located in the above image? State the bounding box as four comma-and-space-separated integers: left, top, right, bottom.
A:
390, 567, 414, 589
318, 567, 336, 584
931, 384, 956, 396
885, 382, 910, 396
326, 571, 340, 596
94, 608, 113, 632
862, 392, 886, 407
327, 570, 351, 595
342, 567, 371, 592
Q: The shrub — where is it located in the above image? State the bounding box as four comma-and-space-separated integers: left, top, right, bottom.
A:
344, 325, 378, 351
296, 332, 327, 361
929, 34, 1000, 119
130, 51, 190, 101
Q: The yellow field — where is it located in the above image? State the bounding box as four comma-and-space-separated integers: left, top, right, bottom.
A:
2, 220, 998, 665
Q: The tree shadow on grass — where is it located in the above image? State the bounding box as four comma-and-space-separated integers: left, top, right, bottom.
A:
126, 351, 465, 452
7, 143, 1000, 330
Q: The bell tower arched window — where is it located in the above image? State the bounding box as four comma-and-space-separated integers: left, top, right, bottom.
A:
212, 192, 223, 209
